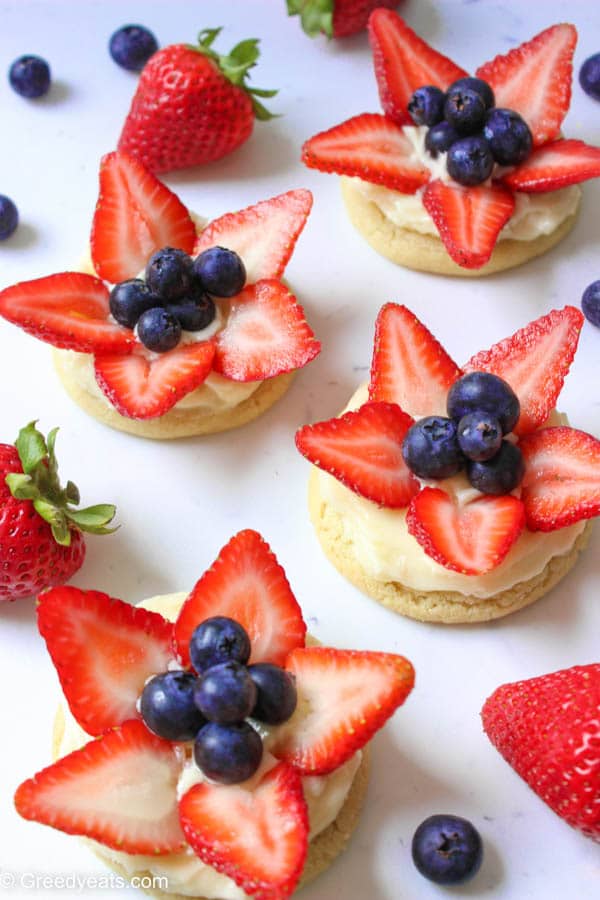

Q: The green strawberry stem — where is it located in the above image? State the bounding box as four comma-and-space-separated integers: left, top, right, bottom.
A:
287, 0, 334, 39
5, 422, 117, 547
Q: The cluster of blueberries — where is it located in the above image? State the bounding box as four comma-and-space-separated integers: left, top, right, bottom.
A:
110, 245, 246, 352
402, 371, 525, 496
408, 76, 533, 186
140, 616, 298, 784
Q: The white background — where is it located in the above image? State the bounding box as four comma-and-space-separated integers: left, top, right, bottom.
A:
0, 1, 599, 898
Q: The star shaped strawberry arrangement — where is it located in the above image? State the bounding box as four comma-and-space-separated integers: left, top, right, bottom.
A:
302, 9, 600, 269
15, 530, 414, 900
0, 152, 320, 420
297, 304, 600, 575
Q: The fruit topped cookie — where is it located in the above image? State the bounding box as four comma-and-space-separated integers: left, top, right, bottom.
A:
15, 530, 414, 899
302, 9, 600, 275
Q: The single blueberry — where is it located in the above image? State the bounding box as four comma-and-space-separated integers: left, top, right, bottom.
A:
579, 52, 600, 102
446, 136, 494, 186
483, 108, 533, 166
412, 814, 483, 885
424, 121, 460, 158
140, 671, 205, 742
194, 721, 263, 784
447, 77, 495, 111
402, 416, 464, 480
189, 616, 251, 674
109, 279, 162, 328
249, 664, 298, 725
145, 247, 194, 301
194, 661, 257, 724
457, 412, 503, 462
137, 307, 181, 352
168, 290, 216, 332
582, 280, 600, 328
447, 372, 520, 435
444, 88, 486, 135
408, 85, 446, 127
109, 24, 158, 72
193, 247, 246, 298
0, 195, 19, 240
8, 55, 51, 98
467, 440, 525, 495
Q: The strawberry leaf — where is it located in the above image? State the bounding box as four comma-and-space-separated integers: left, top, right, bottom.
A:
65, 504, 117, 535
15, 421, 47, 475
5, 473, 40, 501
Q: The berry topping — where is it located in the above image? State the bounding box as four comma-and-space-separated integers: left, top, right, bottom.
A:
145, 247, 194, 301
446, 136, 494, 186
424, 121, 460, 158
457, 412, 503, 462
402, 416, 464, 480
466, 440, 525, 496
194, 662, 257, 724
109, 279, 161, 329
109, 24, 158, 72
443, 88, 486, 135
412, 814, 483, 885
0, 194, 19, 240
483, 108, 533, 165
136, 307, 182, 353
447, 76, 494, 111
168, 291, 216, 332
194, 721, 263, 785
447, 372, 520, 435
189, 616, 251, 674
582, 280, 600, 328
500, 138, 600, 193
579, 52, 600, 101
193, 247, 246, 298
249, 664, 298, 725
407, 85, 445, 126
140, 671, 205, 741
8, 54, 51, 98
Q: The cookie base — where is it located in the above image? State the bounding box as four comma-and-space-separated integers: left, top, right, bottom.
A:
340, 176, 580, 277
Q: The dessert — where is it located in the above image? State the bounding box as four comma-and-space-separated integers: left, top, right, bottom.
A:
0, 152, 320, 440
302, 10, 600, 275
287, 0, 400, 39
297, 303, 600, 623
14, 529, 415, 899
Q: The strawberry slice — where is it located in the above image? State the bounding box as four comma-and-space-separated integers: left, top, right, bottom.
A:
213, 280, 320, 382
422, 180, 515, 270
273, 647, 414, 775
193, 190, 313, 286
368, 9, 467, 125
295, 401, 419, 508
476, 24, 577, 147
94, 340, 215, 420
465, 306, 584, 437
90, 151, 196, 283
179, 761, 308, 900
406, 487, 526, 575
302, 114, 430, 193
174, 530, 306, 670
15, 719, 185, 854
0, 272, 134, 354
38, 586, 174, 735
501, 139, 600, 193
520, 427, 600, 532
368, 303, 462, 417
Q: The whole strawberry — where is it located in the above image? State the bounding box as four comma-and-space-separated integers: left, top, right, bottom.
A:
287, 0, 400, 38
482, 664, 600, 841
0, 422, 116, 601
118, 28, 276, 174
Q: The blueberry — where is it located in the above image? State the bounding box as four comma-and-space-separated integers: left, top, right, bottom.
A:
412, 814, 483, 885
248, 664, 298, 725
109, 24, 158, 72
447, 76, 495, 111
0, 195, 19, 240
483, 108, 533, 166
168, 291, 216, 332
444, 88, 486, 135
137, 307, 181, 352
582, 280, 600, 327
446, 136, 494, 186
467, 440, 525, 495
579, 52, 600, 101
145, 247, 194, 301
402, 417, 464, 480
407, 86, 446, 127
457, 412, 502, 462
447, 372, 520, 435
194, 661, 257, 724
193, 247, 246, 298
424, 121, 460, 158
109, 279, 162, 328
140, 671, 205, 742
8, 55, 51, 98
189, 616, 251, 674
194, 721, 263, 784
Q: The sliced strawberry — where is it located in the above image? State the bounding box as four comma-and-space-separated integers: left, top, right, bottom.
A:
476, 24, 577, 147
368, 9, 467, 125
180, 761, 308, 900
501, 139, 600, 193
174, 530, 306, 670
406, 487, 525, 575
368, 303, 462, 417
15, 719, 185, 854
38, 586, 174, 735
90, 151, 196, 283
301, 113, 430, 193
520, 427, 600, 532
295, 401, 419, 508
465, 307, 584, 437
0, 272, 134, 354
213, 280, 320, 382
422, 180, 515, 270
94, 340, 215, 420
273, 647, 414, 775
193, 190, 312, 286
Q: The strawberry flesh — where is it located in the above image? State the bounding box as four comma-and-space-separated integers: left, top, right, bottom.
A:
501, 139, 600, 193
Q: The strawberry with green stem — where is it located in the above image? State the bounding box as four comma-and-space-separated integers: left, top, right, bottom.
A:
287, 0, 400, 39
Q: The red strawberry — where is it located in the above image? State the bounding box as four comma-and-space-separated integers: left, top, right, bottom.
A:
406, 487, 525, 575
465, 306, 584, 437
368, 9, 467, 125
213, 280, 320, 382
520, 427, 600, 532
273, 647, 414, 775
481, 664, 600, 841
38, 586, 174, 735
174, 530, 306, 670
180, 761, 308, 900
118, 29, 276, 175
0, 272, 134, 354
194, 190, 313, 286
295, 401, 419, 508
288, 0, 400, 40
90, 152, 196, 283
15, 719, 186, 853
501, 139, 600, 193
476, 24, 577, 147
369, 303, 462, 417
94, 341, 215, 420
301, 113, 430, 193
422, 180, 516, 270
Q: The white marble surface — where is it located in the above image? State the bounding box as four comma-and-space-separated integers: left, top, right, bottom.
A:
0, 1, 599, 897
